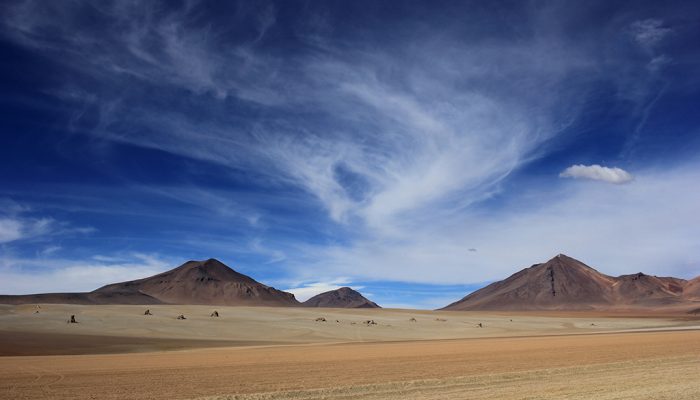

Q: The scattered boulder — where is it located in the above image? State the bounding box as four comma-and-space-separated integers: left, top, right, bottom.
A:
364, 319, 377, 325
315, 317, 327, 322
144, 309, 152, 315
477, 322, 483, 328
210, 311, 219, 317
69, 315, 77, 324
409, 318, 417, 322
177, 314, 186, 320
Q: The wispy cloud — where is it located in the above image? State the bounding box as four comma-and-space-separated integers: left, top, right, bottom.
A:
0, 197, 94, 244
0, 202, 67, 244
0, 1, 696, 304
288, 163, 700, 284
0, 253, 172, 294
0, 0, 600, 230
630, 19, 672, 50
559, 164, 634, 184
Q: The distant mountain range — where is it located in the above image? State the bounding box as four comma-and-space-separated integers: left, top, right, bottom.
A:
0, 259, 295, 306
1, 255, 699, 312
0, 259, 380, 308
443, 254, 700, 311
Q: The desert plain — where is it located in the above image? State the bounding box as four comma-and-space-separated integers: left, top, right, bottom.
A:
1, 304, 699, 399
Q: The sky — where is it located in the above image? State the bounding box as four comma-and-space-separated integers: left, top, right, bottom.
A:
1, 0, 699, 309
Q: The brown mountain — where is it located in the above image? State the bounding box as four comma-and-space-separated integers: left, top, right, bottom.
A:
303, 287, 380, 308
443, 254, 699, 311
0, 259, 299, 306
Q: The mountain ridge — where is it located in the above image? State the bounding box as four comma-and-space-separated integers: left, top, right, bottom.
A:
442, 254, 698, 311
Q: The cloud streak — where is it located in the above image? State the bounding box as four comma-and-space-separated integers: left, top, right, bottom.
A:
0, 0, 601, 229
630, 19, 672, 49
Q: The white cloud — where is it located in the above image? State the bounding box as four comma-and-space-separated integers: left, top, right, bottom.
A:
559, 164, 633, 184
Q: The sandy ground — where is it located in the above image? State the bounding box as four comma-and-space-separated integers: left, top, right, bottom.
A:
1, 304, 699, 399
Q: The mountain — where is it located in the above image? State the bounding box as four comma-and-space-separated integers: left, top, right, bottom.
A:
443, 254, 699, 311
0, 259, 299, 306
443, 254, 615, 311
303, 287, 380, 308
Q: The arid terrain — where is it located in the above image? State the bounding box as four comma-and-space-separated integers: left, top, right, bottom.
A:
1, 304, 699, 399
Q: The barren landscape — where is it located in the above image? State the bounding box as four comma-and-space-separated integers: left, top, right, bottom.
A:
2, 0, 700, 399
1, 304, 699, 399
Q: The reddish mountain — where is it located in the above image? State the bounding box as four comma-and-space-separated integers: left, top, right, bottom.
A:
0, 259, 299, 306
443, 254, 615, 311
443, 254, 699, 311
303, 287, 380, 308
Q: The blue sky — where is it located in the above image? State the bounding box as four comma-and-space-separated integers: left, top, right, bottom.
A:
1, 0, 699, 309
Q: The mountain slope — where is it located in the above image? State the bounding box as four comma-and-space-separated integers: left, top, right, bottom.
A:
303, 287, 380, 308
